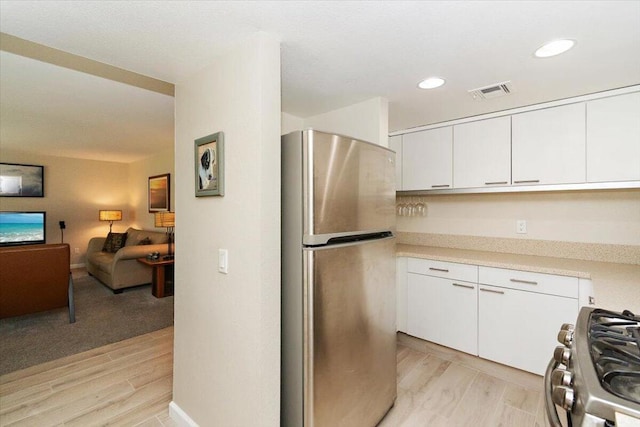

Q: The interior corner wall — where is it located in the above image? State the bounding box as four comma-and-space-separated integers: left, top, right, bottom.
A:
127, 148, 176, 230
281, 112, 303, 135
0, 150, 129, 265
172, 33, 281, 426
303, 97, 389, 146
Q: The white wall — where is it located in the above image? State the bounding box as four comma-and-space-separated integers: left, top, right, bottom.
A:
286, 97, 389, 146
172, 33, 281, 426
397, 190, 640, 246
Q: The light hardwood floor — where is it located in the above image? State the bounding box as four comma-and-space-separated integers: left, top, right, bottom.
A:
1, 328, 556, 426
381, 333, 555, 427
0, 327, 175, 426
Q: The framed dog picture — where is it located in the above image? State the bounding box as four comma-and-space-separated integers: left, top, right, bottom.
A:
148, 173, 170, 212
195, 131, 224, 197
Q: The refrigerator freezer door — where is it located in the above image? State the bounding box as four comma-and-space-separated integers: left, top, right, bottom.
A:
303, 130, 396, 245
303, 237, 396, 427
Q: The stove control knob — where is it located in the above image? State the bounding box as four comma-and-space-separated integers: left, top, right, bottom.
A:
552, 386, 575, 411
560, 323, 575, 332
553, 346, 571, 365
551, 368, 573, 387
558, 329, 574, 346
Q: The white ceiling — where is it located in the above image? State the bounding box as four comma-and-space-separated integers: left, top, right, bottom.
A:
1, 1, 639, 163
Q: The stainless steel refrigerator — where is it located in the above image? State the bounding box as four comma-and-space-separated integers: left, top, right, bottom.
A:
281, 129, 397, 427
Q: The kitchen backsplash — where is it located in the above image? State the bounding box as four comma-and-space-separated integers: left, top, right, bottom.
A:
397, 232, 640, 265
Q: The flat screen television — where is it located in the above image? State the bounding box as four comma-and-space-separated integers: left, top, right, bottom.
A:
0, 211, 46, 246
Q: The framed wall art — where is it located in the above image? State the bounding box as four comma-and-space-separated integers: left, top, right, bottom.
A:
0, 163, 44, 197
148, 173, 170, 212
195, 131, 224, 197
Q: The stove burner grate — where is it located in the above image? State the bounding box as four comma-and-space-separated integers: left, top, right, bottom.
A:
589, 309, 640, 406
602, 371, 640, 403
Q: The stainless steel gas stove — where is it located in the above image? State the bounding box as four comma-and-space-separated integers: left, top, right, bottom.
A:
545, 307, 640, 427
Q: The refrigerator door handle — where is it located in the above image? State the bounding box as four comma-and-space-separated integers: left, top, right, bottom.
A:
304, 229, 394, 246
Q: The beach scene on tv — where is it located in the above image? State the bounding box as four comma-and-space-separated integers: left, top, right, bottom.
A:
0, 212, 45, 245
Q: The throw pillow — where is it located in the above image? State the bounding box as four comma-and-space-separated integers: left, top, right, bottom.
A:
102, 232, 128, 253
137, 237, 152, 245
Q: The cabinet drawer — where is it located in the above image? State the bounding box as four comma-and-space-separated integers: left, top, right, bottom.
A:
479, 266, 578, 298
407, 258, 478, 282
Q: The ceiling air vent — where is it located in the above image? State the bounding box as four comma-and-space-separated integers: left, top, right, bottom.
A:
468, 81, 515, 100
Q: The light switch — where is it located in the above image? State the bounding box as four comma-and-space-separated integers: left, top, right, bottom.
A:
218, 249, 228, 274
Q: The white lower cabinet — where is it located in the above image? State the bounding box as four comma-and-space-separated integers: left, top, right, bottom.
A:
478, 284, 578, 376
402, 257, 588, 376
477, 267, 580, 375
406, 259, 478, 355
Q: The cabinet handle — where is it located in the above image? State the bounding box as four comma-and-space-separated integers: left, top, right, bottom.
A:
452, 283, 475, 290
431, 184, 450, 188
484, 181, 508, 185
429, 267, 449, 273
510, 278, 538, 285
513, 180, 540, 184
480, 288, 505, 295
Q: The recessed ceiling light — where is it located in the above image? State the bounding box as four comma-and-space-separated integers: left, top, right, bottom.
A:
534, 39, 575, 58
418, 77, 445, 89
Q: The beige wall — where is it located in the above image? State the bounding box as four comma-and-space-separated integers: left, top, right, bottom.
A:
397, 190, 640, 246
172, 33, 281, 425
282, 97, 389, 146
0, 150, 129, 265
128, 148, 175, 230
0, 149, 175, 266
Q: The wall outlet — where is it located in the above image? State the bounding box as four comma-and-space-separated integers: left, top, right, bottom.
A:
516, 220, 527, 234
74, 247, 80, 254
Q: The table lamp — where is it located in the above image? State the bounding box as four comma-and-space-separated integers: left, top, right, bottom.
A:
155, 211, 175, 260
99, 210, 122, 232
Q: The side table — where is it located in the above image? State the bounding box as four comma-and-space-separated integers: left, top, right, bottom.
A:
137, 257, 175, 298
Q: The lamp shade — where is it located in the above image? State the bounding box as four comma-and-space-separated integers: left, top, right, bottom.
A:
155, 211, 175, 228
99, 210, 122, 222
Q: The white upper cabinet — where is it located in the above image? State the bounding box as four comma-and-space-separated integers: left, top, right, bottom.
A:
453, 116, 511, 188
394, 88, 639, 194
586, 92, 640, 183
512, 103, 586, 185
402, 127, 452, 190
388, 135, 403, 190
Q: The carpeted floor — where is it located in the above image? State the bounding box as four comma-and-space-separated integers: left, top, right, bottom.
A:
0, 271, 174, 375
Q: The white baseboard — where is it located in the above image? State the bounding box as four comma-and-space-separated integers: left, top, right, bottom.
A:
71, 263, 85, 269
169, 401, 200, 427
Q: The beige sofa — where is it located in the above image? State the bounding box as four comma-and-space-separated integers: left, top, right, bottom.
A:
86, 227, 170, 293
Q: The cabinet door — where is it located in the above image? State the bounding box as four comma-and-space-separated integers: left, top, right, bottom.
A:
402, 127, 453, 190
586, 92, 640, 182
512, 103, 586, 185
478, 284, 578, 375
388, 135, 403, 190
407, 273, 477, 355
453, 116, 511, 188
407, 273, 442, 343
441, 279, 477, 355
